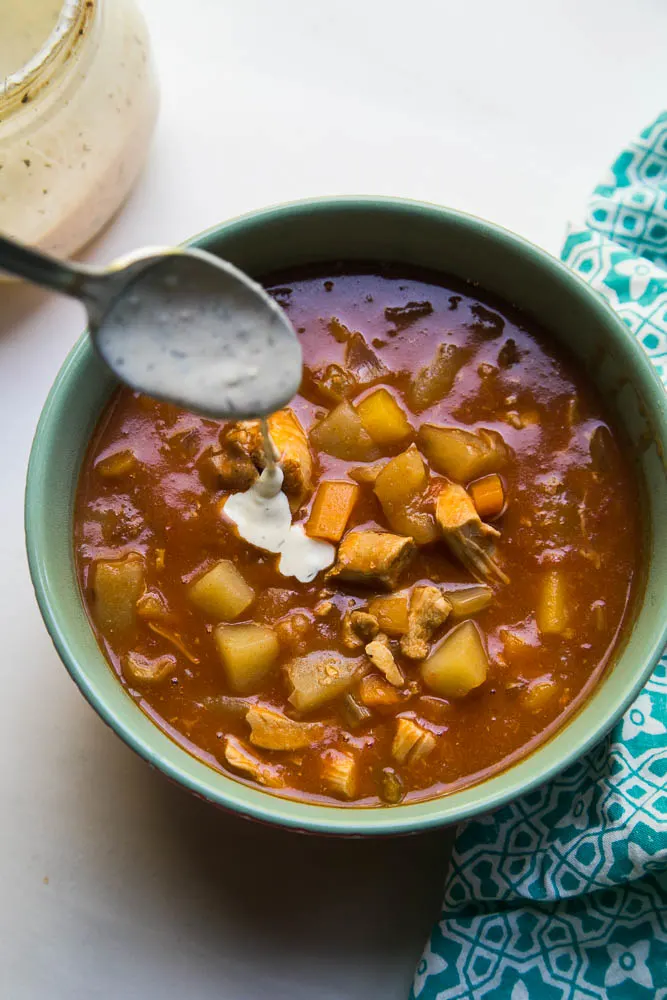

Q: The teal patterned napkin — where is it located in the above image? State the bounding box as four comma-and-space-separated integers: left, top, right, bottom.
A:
411, 112, 667, 1000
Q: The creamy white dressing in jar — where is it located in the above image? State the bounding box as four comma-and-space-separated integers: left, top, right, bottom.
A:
0, 0, 158, 256
0, 1, 62, 79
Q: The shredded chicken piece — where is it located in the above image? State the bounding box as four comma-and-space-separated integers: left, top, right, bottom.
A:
435, 483, 509, 585
225, 409, 313, 512
400, 586, 451, 660
136, 589, 172, 622
365, 636, 404, 686
246, 705, 328, 751
321, 749, 358, 799
392, 717, 437, 765
223, 735, 285, 787
313, 599, 334, 617
122, 651, 176, 686
342, 610, 380, 649
327, 530, 416, 590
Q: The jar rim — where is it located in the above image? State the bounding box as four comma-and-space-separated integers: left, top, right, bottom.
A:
0, 0, 94, 112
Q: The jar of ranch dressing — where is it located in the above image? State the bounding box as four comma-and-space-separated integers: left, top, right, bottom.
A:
0, 0, 158, 256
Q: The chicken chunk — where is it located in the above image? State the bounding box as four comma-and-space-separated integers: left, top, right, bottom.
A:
246, 705, 329, 751
392, 718, 437, 765
365, 636, 404, 686
202, 450, 259, 491
400, 586, 451, 660
223, 736, 284, 787
326, 531, 416, 590
225, 409, 313, 512
435, 483, 509, 585
342, 610, 380, 650
122, 651, 176, 686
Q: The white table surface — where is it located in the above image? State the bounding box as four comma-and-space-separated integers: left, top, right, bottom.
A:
1, 1, 665, 997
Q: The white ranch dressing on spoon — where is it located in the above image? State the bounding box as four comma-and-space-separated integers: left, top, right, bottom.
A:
223, 419, 335, 583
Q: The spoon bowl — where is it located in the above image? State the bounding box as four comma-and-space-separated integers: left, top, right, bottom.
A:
0, 236, 302, 419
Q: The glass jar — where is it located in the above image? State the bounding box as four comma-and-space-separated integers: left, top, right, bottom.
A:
0, 0, 158, 256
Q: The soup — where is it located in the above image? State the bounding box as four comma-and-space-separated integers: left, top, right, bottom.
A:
74, 265, 641, 806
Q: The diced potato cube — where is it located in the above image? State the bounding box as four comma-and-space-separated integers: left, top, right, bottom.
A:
188, 560, 254, 621
92, 553, 145, 634
214, 623, 280, 693
356, 388, 413, 449
468, 473, 506, 520
122, 651, 176, 686
374, 444, 438, 545
444, 585, 493, 618
306, 480, 360, 542
375, 443, 427, 501
421, 620, 489, 698
95, 449, 138, 479
536, 570, 569, 635
520, 676, 559, 713
368, 593, 409, 635
392, 717, 437, 765
309, 400, 379, 461
407, 343, 467, 412
246, 706, 328, 750
321, 749, 358, 799
285, 651, 368, 712
417, 424, 508, 482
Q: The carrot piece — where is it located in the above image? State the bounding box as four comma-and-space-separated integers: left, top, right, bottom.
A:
468, 473, 506, 519
358, 674, 403, 707
305, 480, 360, 542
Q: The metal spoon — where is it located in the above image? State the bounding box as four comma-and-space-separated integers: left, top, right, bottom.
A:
0, 234, 302, 419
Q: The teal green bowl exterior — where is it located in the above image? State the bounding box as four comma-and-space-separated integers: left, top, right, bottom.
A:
25, 197, 667, 836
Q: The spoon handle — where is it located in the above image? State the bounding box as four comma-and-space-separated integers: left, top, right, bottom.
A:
0, 233, 95, 300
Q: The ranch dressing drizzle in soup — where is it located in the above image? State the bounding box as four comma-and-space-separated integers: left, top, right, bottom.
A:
224, 419, 335, 583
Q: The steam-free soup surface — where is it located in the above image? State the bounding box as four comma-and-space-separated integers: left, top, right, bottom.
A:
74, 265, 640, 806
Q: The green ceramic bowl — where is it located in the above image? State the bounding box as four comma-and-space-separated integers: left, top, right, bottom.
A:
25, 197, 667, 835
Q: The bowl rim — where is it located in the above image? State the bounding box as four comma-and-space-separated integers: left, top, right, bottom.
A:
25, 195, 667, 835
